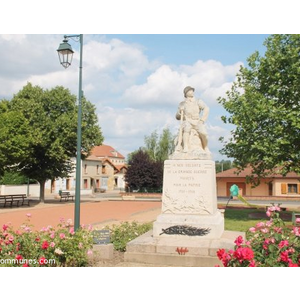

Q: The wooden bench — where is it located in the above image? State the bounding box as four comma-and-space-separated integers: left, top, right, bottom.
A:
59, 192, 75, 202
0, 194, 30, 208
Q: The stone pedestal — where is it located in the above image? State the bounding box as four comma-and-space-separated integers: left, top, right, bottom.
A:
124, 230, 244, 267
153, 159, 224, 239
124, 159, 232, 267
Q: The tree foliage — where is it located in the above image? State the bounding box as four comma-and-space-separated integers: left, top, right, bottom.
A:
219, 34, 300, 183
0, 171, 36, 185
1, 83, 103, 200
215, 160, 233, 173
0, 100, 31, 177
125, 128, 174, 192
144, 128, 175, 162
125, 149, 163, 192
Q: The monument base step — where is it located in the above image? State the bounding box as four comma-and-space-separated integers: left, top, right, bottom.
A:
124, 230, 244, 267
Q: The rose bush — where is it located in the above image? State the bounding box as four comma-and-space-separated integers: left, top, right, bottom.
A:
217, 205, 300, 267
0, 214, 94, 267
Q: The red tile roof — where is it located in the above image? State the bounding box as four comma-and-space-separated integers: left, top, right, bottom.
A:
114, 164, 128, 172
91, 145, 125, 159
216, 166, 300, 178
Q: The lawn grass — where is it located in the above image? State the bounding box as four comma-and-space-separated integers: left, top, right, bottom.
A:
223, 206, 294, 232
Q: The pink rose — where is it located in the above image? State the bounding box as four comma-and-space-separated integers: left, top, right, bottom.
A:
39, 256, 47, 265
293, 227, 300, 236
249, 260, 256, 267
278, 240, 289, 249
233, 247, 254, 262
256, 222, 265, 228
249, 227, 256, 233
280, 250, 289, 262
234, 235, 244, 246
16, 254, 23, 261
288, 262, 298, 267
41, 241, 49, 249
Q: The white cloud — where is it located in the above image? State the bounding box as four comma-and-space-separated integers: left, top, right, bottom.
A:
84, 39, 153, 77
97, 105, 179, 157
122, 60, 242, 108
80, 38, 158, 96
123, 65, 187, 107
0, 35, 157, 99
0, 34, 238, 160
98, 106, 177, 138
207, 123, 232, 161
97, 105, 233, 160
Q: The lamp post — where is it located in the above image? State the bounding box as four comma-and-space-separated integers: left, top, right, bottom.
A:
57, 34, 83, 231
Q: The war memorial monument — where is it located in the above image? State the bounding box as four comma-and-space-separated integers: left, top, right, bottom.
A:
125, 86, 243, 266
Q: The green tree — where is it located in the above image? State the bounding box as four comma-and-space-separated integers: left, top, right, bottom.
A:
215, 160, 233, 173
0, 171, 36, 185
156, 128, 175, 162
219, 34, 300, 184
0, 100, 31, 177
144, 128, 174, 162
125, 128, 174, 192
144, 130, 159, 161
6, 83, 103, 201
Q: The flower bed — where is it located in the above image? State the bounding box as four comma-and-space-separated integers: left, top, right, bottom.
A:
0, 214, 94, 267
217, 205, 300, 267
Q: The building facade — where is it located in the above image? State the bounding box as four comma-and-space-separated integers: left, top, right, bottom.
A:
216, 166, 300, 198
45, 145, 127, 195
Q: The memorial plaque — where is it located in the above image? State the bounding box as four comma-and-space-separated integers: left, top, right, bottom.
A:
161, 160, 217, 215
92, 230, 110, 245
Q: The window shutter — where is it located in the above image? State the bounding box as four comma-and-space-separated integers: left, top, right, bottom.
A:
281, 183, 287, 194
298, 184, 300, 194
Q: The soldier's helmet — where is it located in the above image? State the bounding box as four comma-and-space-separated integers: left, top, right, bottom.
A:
183, 86, 195, 97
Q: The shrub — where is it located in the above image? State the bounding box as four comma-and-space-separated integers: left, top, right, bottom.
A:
217, 205, 300, 267
0, 214, 93, 267
106, 221, 152, 252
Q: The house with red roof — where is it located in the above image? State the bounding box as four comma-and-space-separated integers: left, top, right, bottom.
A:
85, 145, 127, 191
216, 166, 300, 199
45, 144, 127, 194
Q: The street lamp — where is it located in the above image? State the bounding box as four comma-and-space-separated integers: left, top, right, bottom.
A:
57, 34, 83, 231
57, 38, 74, 68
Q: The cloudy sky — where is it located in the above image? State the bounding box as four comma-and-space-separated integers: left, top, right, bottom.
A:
0, 34, 269, 161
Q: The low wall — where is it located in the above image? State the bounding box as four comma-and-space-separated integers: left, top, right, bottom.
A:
0, 184, 40, 196
241, 196, 300, 201
120, 192, 162, 198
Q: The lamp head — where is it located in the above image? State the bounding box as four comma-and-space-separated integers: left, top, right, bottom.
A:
57, 38, 74, 69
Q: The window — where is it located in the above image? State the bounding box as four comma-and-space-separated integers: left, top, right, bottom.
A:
84, 164, 87, 174
84, 179, 88, 189
288, 184, 298, 194
281, 183, 299, 195
97, 165, 99, 175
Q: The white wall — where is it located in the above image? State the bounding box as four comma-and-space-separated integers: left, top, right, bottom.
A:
0, 184, 40, 196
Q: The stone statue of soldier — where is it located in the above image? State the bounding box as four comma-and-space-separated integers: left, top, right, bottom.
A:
173, 86, 210, 157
